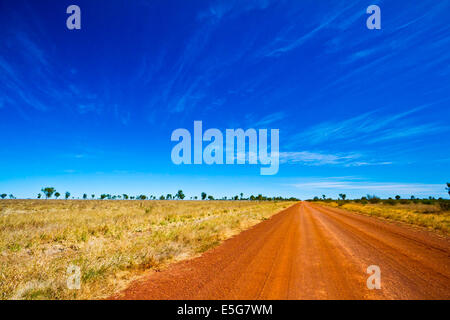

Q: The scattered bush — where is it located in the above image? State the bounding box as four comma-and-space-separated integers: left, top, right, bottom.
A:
368, 197, 380, 204
438, 200, 450, 211
384, 199, 396, 206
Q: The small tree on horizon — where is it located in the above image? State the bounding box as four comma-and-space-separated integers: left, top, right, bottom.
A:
91, 194, 95, 199
83, 194, 87, 200
395, 195, 401, 200
65, 192, 71, 200
55, 192, 61, 199
446, 182, 450, 197
201, 192, 207, 200
176, 190, 185, 200
1, 193, 7, 199
41, 187, 56, 199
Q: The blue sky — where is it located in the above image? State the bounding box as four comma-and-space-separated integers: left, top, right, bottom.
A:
0, 0, 449, 199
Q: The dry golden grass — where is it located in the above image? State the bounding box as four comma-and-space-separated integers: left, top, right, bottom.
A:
316, 201, 450, 234
0, 199, 293, 300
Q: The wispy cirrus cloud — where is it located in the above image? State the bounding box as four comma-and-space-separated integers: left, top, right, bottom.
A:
367, 123, 449, 144
251, 111, 286, 127
0, 54, 47, 112
288, 177, 445, 197
290, 104, 449, 147
198, 0, 273, 22
279, 151, 391, 167
342, 48, 377, 64
0, 29, 99, 116
261, 2, 364, 58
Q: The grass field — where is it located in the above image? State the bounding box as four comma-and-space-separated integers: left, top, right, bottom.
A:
0, 199, 293, 300
315, 201, 450, 234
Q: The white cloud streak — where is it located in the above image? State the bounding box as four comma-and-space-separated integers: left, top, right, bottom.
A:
289, 179, 445, 197
278, 151, 391, 167
291, 104, 449, 147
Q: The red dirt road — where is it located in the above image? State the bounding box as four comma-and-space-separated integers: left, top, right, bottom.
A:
112, 202, 450, 300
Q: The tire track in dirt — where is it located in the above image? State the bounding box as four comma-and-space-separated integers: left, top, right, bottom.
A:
308, 203, 450, 299
111, 202, 450, 300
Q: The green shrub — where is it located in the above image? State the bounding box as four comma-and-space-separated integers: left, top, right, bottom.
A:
368, 197, 380, 204
438, 200, 450, 211
384, 199, 396, 206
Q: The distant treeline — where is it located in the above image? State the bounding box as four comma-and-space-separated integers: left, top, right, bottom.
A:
3, 183, 449, 204
308, 185, 450, 211
0, 188, 299, 202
